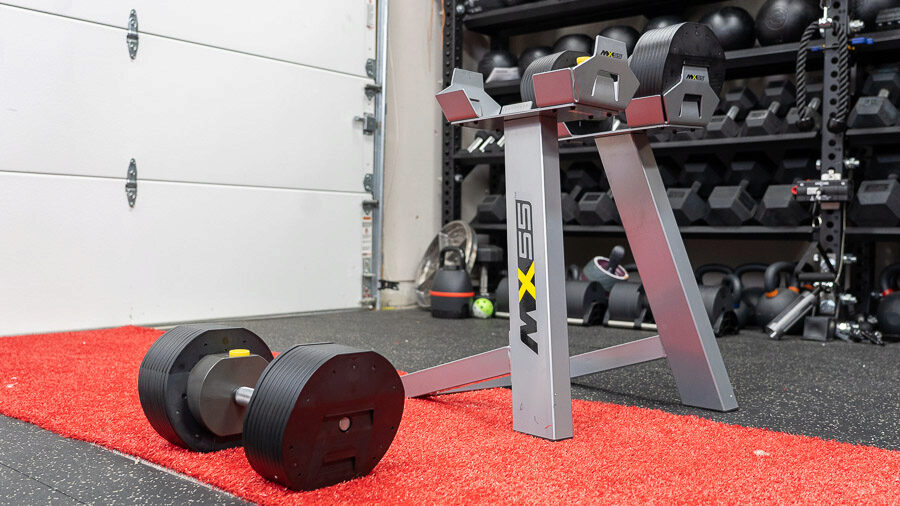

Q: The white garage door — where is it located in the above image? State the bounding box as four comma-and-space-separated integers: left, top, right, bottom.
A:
0, 2, 378, 335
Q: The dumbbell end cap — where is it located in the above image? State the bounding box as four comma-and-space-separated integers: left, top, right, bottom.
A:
827, 118, 847, 133
796, 117, 814, 131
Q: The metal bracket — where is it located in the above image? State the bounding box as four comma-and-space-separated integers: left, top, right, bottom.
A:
378, 279, 400, 291
354, 113, 377, 135
366, 58, 376, 78
363, 173, 374, 192
364, 83, 382, 100
126, 10, 139, 60
125, 158, 137, 207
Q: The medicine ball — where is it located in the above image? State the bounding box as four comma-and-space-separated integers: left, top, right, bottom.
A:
598, 25, 640, 55
700, 6, 756, 51
756, 0, 820, 46
852, 0, 900, 28
477, 49, 518, 78
518, 46, 552, 74
644, 15, 684, 33
552, 34, 593, 55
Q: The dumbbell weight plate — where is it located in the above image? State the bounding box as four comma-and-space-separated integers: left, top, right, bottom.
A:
243, 343, 405, 491
629, 23, 725, 98
519, 50, 582, 104
138, 324, 274, 452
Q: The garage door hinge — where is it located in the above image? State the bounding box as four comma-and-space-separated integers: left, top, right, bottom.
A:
366, 58, 376, 78
354, 113, 377, 135
126, 10, 139, 59
364, 83, 382, 99
362, 198, 379, 208
125, 158, 138, 207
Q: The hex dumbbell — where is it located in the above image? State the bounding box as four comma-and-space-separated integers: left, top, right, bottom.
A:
138, 324, 404, 491
745, 80, 796, 136
706, 86, 758, 138
848, 66, 900, 128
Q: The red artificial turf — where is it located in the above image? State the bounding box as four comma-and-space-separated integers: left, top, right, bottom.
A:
0, 326, 899, 504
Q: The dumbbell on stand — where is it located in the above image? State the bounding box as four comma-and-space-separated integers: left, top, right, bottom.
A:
848, 66, 900, 128
745, 80, 796, 136
138, 325, 404, 491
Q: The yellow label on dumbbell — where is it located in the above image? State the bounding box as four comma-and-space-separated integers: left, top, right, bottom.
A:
576, 56, 590, 65
229, 349, 250, 357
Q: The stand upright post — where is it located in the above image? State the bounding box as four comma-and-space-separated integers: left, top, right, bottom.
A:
503, 112, 573, 440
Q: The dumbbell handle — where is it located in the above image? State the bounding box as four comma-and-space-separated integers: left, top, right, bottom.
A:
234, 386, 254, 407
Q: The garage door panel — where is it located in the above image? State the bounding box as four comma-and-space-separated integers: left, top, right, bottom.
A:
0, 1, 375, 77
0, 6, 374, 192
0, 172, 364, 336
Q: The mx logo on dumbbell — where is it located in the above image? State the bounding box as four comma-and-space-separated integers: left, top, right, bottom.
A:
516, 200, 539, 354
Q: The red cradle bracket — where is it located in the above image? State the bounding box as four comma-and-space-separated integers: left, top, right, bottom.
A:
533, 69, 577, 108
435, 69, 502, 122
625, 95, 666, 127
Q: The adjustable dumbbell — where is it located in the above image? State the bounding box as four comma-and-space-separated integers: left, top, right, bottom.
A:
706, 86, 758, 138
745, 80, 796, 136
848, 66, 900, 128
138, 325, 404, 491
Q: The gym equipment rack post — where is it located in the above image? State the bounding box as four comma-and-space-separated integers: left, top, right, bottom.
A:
405, 38, 737, 440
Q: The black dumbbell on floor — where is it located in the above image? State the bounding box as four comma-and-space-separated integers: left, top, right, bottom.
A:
848, 66, 900, 128
706, 86, 758, 138
138, 325, 404, 491
745, 80, 796, 136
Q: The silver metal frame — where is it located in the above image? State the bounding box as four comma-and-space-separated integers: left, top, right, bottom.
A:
408, 61, 738, 440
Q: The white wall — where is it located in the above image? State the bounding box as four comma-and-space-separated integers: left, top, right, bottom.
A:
380, 0, 445, 306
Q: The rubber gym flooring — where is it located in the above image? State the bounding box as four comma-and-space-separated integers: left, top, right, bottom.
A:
0, 308, 897, 503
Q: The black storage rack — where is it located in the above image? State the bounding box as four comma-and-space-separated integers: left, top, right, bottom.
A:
439, 0, 900, 314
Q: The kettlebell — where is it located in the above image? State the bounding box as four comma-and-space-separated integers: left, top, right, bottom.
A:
734, 263, 767, 328
430, 247, 474, 319
755, 261, 801, 331
695, 264, 742, 335
877, 263, 900, 338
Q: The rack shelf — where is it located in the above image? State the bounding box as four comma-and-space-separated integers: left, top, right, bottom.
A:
471, 222, 900, 240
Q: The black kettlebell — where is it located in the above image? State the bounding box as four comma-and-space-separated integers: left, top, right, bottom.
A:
755, 261, 801, 330
430, 247, 474, 319
695, 264, 742, 335
734, 263, 768, 328
877, 263, 900, 338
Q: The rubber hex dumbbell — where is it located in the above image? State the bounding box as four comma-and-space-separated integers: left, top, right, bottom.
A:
728, 154, 776, 198
476, 194, 505, 223
786, 96, 822, 132
561, 162, 603, 223
745, 80, 797, 136
774, 151, 816, 183
706, 180, 758, 226
848, 66, 900, 128
668, 181, 709, 225
756, 184, 810, 226
681, 156, 728, 197
138, 325, 404, 491
706, 86, 758, 138
577, 190, 620, 225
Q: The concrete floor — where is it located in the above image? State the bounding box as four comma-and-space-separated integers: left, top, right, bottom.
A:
1, 308, 897, 503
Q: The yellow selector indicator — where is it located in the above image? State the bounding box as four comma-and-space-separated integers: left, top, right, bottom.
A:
576, 56, 590, 65
229, 349, 251, 358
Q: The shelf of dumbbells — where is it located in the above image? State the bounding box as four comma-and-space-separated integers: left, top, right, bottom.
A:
470, 222, 900, 239
462, 0, 719, 36
480, 28, 900, 100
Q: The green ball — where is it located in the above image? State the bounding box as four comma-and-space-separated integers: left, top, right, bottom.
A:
472, 298, 494, 319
